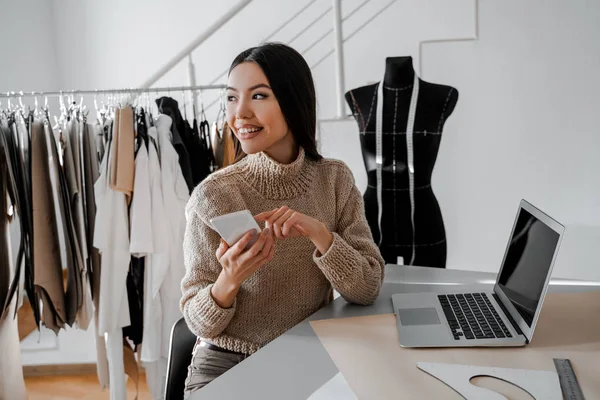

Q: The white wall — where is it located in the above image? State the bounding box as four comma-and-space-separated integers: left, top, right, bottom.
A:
0, 0, 60, 92
48, 0, 474, 121
50, 0, 339, 119
320, 0, 600, 283
420, 0, 600, 280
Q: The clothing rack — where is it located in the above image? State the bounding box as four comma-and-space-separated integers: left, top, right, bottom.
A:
0, 84, 226, 98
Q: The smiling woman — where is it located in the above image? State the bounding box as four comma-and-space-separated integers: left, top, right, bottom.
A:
224, 43, 321, 164
226, 64, 292, 157
179, 42, 385, 397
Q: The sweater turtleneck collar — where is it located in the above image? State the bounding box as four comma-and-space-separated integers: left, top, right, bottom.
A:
241, 147, 316, 199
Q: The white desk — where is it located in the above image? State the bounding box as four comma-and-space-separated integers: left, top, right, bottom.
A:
190, 265, 600, 399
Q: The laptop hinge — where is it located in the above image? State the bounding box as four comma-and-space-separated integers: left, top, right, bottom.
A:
492, 293, 528, 343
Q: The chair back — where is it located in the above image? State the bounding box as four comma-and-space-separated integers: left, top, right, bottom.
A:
164, 317, 197, 400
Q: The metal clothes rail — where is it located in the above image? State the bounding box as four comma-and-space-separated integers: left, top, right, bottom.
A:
0, 84, 226, 99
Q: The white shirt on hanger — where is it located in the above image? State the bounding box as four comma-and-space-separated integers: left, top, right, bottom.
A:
130, 143, 153, 257
141, 116, 190, 400
140, 127, 170, 365
155, 114, 189, 357
93, 130, 131, 400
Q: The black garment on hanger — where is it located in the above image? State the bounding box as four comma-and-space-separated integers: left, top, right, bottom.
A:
0, 117, 39, 323
123, 256, 144, 347
0, 149, 11, 314
198, 117, 216, 173
191, 117, 212, 183
155, 97, 194, 192
135, 108, 149, 155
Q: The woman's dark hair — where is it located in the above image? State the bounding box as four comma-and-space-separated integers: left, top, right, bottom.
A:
228, 42, 322, 162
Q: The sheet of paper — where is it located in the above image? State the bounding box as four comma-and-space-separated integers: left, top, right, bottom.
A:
307, 372, 357, 400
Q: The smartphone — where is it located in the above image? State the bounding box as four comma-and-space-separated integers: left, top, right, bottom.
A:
209, 210, 262, 249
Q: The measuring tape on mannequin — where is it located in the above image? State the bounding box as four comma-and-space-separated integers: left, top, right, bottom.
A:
375, 74, 420, 264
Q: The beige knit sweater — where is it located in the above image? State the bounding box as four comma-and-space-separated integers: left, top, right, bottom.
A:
180, 147, 385, 355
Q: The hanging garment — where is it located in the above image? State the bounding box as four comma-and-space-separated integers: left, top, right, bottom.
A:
11, 119, 33, 317
60, 121, 86, 326
129, 142, 152, 257
1, 124, 13, 314
65, 120, 93, 329
81, 121, 109, 389
197, 115, 216, 173
43, 122, 77, 329
105, 332, 127, 400
143, 115, 189, 399
126, 141, 152, 347
115, 107, 135, 200
14, 120, 31, 311
93, 126, 132, 400
69, 120, 89, 263
141, 124, 169, 368
82, 121, 102, 281
0, 146, 12, 315
31, 121, 66, 333
94, 121, 106, 165
0, 237, 27, 400
155, 97, 194, 192
1, 121, 27, 400
154, 115, 190, 303
192, 117, 213, 181
123, 256, 145, 346
73, 120, 94, 331
109, 109, 120, 191
0, 118, 38, 324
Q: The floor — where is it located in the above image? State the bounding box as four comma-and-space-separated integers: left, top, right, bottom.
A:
24, 373, 152, 400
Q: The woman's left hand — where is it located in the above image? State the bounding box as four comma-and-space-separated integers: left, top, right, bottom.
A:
255, 206, 334, 254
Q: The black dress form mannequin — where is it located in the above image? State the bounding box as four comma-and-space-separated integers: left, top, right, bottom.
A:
345, 56, 458, 268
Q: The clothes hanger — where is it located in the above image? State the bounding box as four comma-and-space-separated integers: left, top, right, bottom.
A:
194, 89, 213, 170
217, 88, 227, 136
58, 91, 65, 121
95, 90, 107, 125
213, 90, 225, 139
34, 96, 40, 119
101, 91, 109, 120
41, 96, 50, 124
17, 92, 27, 120
79, 95, 84, 115
199, 90, 211, 145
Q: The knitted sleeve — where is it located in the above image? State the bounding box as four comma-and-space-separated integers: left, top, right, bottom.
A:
180, 189, 236, 339
313, 164, 385, 305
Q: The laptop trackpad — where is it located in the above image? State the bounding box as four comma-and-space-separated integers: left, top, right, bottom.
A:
398, 308, 441, 326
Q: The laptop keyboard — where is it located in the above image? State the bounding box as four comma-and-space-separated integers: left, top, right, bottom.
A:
437, 293, 513, 340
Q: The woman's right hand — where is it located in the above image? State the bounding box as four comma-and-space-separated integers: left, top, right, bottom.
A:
210, 228, 275, 308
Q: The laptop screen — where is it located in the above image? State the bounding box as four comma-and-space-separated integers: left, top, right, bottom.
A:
497, 207, 561, 327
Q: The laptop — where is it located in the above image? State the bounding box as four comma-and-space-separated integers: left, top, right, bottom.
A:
391, 199, 565, 347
